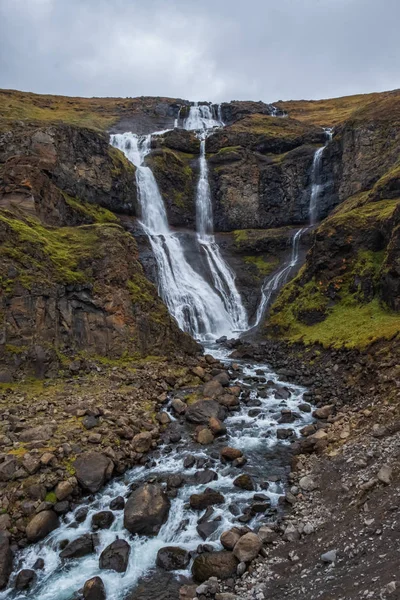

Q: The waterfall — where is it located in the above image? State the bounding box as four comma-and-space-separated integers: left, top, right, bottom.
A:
253, 127, 333, 326
184, 103, 248, 333
253, 228, 303, 328
309, 128, 333, 225
111, 132, 237, 341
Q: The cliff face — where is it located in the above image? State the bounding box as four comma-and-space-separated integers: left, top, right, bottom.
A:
0, 116, 198, 379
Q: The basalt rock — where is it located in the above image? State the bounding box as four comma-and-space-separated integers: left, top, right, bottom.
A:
192, 551, 239, 582
99, 538, 131, 573
156, 546, 190, 571
74, 452, 114, 494
124, 483, 170, 536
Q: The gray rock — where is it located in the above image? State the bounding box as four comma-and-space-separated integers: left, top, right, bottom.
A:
124, 483, 170, 536
299, 475, 318, 492
156, 546, 190, 570
0, 533, 13, 590
26, 510, 59, 543
99, 538, 131, 573
233, 532, 262, 562
74, 452, 114, 494
321, 549, 337, 563
60, 534, 95, 559
186, 400, 226, 424
377, 465, 392, 485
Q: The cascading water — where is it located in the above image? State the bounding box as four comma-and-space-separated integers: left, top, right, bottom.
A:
309, 128, 333, 225
184, 103, 248, 333
253, 127, 333, 326
111, 132, 236, 340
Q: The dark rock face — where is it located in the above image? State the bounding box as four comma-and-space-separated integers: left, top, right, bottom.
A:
74, 452, 114, 494
83, 576, 106, 600
99, 538, 131, 573
59, 534, 96, 559
192, 550, 238, 582
91, 511, 115, 530
0, 533, 13, 590
124, 483, 170, 536
25, 510, 59, 543
189, 488, 225, 510
156, 546, 190, 571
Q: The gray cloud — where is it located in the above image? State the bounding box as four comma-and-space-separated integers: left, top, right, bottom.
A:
0, 0, 399, 102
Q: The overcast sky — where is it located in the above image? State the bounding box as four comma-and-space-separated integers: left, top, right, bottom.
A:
0, 0, 399, 103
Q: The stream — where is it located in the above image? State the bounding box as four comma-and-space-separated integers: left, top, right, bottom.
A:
1, 344, 312, 600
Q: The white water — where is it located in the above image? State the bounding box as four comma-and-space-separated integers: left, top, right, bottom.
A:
2, 349, 312, 600
111, 132, 236, 340
184, 104, 248, 333
309, 128, 333, 225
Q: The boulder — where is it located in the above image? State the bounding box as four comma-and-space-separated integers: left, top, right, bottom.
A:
197, 520, 220, 540
83, 576, 106, 600
258, 526, 278, 544
0, 533, 13, 590
203, 380, 224, 398
312, 405, 334, 419
189, 488, 225, 510
213, 372, 230, 387
131, 431, 153, 453
217, 394, 239, 408
91, 511, 115, 530
0, 458, 18, 482
192, 551, 238, 582
209, 417, 226, 436
220, 447, 243, 461
233, 474, 254, 491
19, 425, 55, 443
26, 510, 59, 543
193, 470, 218, 485
299, 475, 318, 492
171, 398, 186, 415
156, 546, 190, 570
99, 538, 131, 573
186, 400, 225, 424
15, 569, 36, 590
220, 529, 241, 550
233, 532, 262, 562
55, 480, 75, 501
60, 534, 95, 559
196, 428, 214, 445
110, 496, 125, 510
74, 452, 114, 494
124, 483, 170, 536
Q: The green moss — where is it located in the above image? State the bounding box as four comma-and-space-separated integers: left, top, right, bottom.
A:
62, 192, 119, 224
128, 272, 170, 325
45, 492, 57, 503
108, 146, 135, 177
5, 344, 27, 355
62, 459, 76, 476
243, 255, 279, 276
233, 230, 249, 244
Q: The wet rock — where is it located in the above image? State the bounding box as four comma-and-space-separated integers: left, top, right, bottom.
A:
124, 483, 170, 536
54, 501, 70, 515
186, 400, 225, 424
233, 532, 262, 562
277, 428, 293, 440
83, 576, 106, 600
233, 474, 254, 491
203, 380, 224, 398
193, 469, 218, 485
196, 428, 214, 445
190, 488, 225, 510
299, 403, 312, 413
33, 558, 45, 570
26, 510, 59, 543
183, 455, 196, 469
110, 496, 125, 510
75, 507, 89, 523
91, 511, 115, 530
167, 474, 184, 489
220, 529, 241, 550
197, 519, 220, 540
209, 417, 227, 436
171, 398, 186, 415
60, 534, 95, 559
156, 546, 190, 571
99, 538, 131, 573
15, 569, 36, 590
274, 387, 291, 400
213, 372, 230, 387
220, 447, 243, 462
74, 452, 114, 494
192, 551, 238, 582
0, 533, 13, 590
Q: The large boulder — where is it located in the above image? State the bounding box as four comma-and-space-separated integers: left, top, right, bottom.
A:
156, 546, 190, 571
74, 452, 114, 493
203, 380, 224, 398
0, 533, 13, 590
91, 511, 115, 530
99, 539, 131, 573
220, 447, 243, 461
83, 576, 106, 600
60, 534, 96, 559
189, 488, 225, 510
233, 532, 262, 562
233, 474, 254, 491
26, 510, 59, 543
131, 431, 153, 453
15, 569, 36, 590
186, 401, 225, 425
192, 551, 238, 582
220, 528, 241, 550
124, 483, 170, 536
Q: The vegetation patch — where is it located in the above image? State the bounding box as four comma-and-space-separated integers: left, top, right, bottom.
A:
244, 255, 279, 276
62, 192, 119, 224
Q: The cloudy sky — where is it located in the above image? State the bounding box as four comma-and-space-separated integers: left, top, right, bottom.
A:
0, 0, 399, 103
